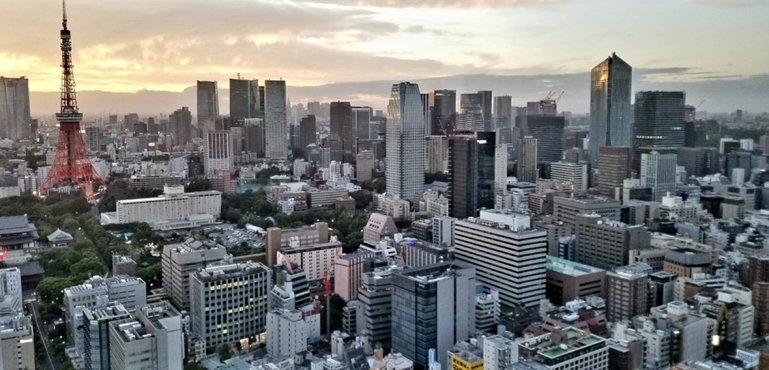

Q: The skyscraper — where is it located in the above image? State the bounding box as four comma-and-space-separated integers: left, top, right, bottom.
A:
494, 144, 509, 196
431, 89, 456, 135
458, 93, 483, 132
448, 134, 478, 219
204, 130, 233, 174
494, 95, 513, 144
519, 109, 565, 163
386, 82, 425, 201
518, 136, 538, 183
476, 131, 496, 209
196, 80, 219, 128
640, 151, 677, 201
229, 78, 259, 123
0, 77, 31, 140
169, 107, 192, 147
353, 106, 373, 141
589, 53, 632, 166
298, 115, 316, 158
478, 90, 493, 132
264, 80, 287, 159
597, 146, 633, 198
330, 102, 354, 163
633, 91, 686, 154
391, 262, 476, 369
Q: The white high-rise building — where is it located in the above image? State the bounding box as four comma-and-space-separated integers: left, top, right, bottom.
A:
550, 161, 588, 192
108, 300, 184, 370
204, 130, 233, 174
386, 82, 425, 201
265, 80, 288, 159
483, 335, 518, 370
640, 151, 678, 201
266, 309, 307, 358
454, 210, 547, 309
0, 77, 31, 140
494, 144, 509, 197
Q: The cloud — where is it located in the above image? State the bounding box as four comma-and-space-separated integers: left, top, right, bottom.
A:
691, 0, 767, 7
307, 0, 565, 8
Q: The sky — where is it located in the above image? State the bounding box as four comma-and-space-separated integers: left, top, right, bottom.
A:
2, 0, 768, 114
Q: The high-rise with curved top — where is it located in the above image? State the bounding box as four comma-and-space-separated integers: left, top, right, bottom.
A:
386, 82, 426, 201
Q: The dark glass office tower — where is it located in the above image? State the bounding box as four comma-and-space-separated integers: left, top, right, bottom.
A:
588, 53, 632, 166
431, 89, 456, 135
633, 91, 686, 152
449, 134, 478, 219
229, 78, 259, 124
477, 131, 496, 210
196, 80, 219, 128
330, 101, 354, 163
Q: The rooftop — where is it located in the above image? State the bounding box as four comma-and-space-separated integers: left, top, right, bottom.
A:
520, 326, 605, 361
194, 261, 269, 281
546, 256, 604, 276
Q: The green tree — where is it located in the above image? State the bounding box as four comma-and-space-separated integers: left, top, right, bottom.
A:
36, 277, 77, 304
218, 344, 233, 361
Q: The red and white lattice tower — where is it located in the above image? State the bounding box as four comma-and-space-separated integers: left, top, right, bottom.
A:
38, 0, 105, 200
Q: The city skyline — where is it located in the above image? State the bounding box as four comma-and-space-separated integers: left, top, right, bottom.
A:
2, 0, 768, 114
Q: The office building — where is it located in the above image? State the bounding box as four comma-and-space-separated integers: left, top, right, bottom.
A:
575, 213, 650, 271
431, 89, 456, 135
425, 135, 449, 174
477, 131, 496, 209
83, 303, 132, 370
386, 82, 425, 201
204, 130, 233, 174
432, 216, 455, 247
106, 185, 222, 230
518, 326, 608, 370
454, 210, 547, 309
633, 91, 686, 153
266, 309, 307, 358
330, 102, 355, 163
356, 265, 402, 344
519, 113, 565, 164
189, 261, 271, 351
161, 239, 226, 310
0, 77, 31, 140
518, 136, 538, 183
606, 264, 650, 322
108, 301, 184, 370
597, 146, 633, 198
449, 134, 478, 219
545, 256, 606, 306
640, 151, 677, 201
277, 240, 343, 282
229, 78, 259, 123
353, 106, 373, 141
363, 213, 398, 246
356, 150, 376, 182
265, 79, 288, 159
0, 315, 34, 370
196, 81, 218, 128
589, 53, 632, 166
265, 223, 330, 267
298, 115, 316, 158
243, 118, 265, 156
391, 262, 476, 369
550, 161, 588, 192
552, 195, 621, 226
449, 341, 484, 370
483, 335, 518, 370
494, 95, 513, 144
495, 144, 510, 196
677, 147, 719, 177
333, 250, 375, 301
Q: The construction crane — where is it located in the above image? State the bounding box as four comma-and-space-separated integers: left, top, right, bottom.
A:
555, 91, 565, 103
697, 99, 706, 108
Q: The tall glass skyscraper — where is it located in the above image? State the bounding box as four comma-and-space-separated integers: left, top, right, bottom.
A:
588, 53, 632, 166
196, 80, 219, 129
264, 80, 287, 159
431, 89, 456, 135
229, 78, 259, 124
633, 91, 686, 152
386, 82, 425, 201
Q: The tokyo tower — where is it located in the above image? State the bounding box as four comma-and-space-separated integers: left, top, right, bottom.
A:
38, 0, 106, 200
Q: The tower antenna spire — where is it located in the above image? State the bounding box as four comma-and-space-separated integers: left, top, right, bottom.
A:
62, 0, 67, 29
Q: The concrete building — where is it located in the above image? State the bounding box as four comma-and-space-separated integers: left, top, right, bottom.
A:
454, 210, 547, 309
391, 262, 476, 369
0, 314, 34, 370
108, 301, 184, 370
265, 223, 329, 267
545, 256, 606, 305
83, 303, 132, 370
278, 239, 343, 282
161, 239, 226, 310
495, 144, 510, 196
432, 216, 455, 247
597, 146, 633, 198
483, 335, 519, 370
518, 136, 538, 183
640, 151, 678, 202
356, 265, 402, 344
518, 326, 609, 370
425, 135, 449, 174
189, 261, 271, 351
333, 250, 375, 301
475, 290, 501, 335
449, 340, 484, 370
112, 255, 137, 277
574, 213, 650, 271
363, 213, 398, 246
106, 185, 222, 230
265, 80, 288, 159
386, 82, 425, 201
649, 301, 714, 364
266, 309, 307, 358
606, 264, 650, 322
550, 161, 588, 192
0, 76, 31, 140
552, 195, 621, 227
356, 150, 376, 182
204, 130, 233, 174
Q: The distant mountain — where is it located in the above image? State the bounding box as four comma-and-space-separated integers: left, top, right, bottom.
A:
30, 72, 769, 119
